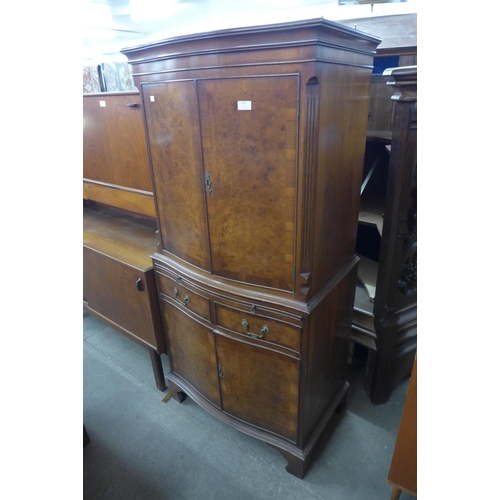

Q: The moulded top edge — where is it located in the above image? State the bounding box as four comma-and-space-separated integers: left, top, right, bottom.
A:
121, 17, 381, 58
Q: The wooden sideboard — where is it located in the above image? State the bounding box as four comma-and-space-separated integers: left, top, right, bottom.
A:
83, 92, 166, 391
122, 18, 380, 478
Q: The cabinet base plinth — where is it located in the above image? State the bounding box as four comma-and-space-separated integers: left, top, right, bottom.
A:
166, 372, 349, 479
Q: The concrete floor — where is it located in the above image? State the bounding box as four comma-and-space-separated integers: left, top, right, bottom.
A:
83, 311, 415, 500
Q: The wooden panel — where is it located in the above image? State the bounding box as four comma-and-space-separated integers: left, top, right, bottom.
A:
198, 76, 298, 290
215, 303, 300, 352
387, 354, 417, 497
83, 93, 152, 192
83, 247, 157, 347
216, 334, 299, 442
311, 63, 372, 296
83, 203, 157, 270
142, 81, 211, 270
338, 14, 416, 55
162, 301, 221, 407
301, 267, 357, 444
83, 181, 156, 218
367, 74, 395, 134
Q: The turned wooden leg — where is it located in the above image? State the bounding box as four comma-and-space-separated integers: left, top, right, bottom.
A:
390, 486, 402, 500
168, 379, 187, 403
149, 349, 167, 392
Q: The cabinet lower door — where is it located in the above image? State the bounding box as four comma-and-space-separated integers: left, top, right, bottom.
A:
216, 335, 299, 443
83, 247, 156, 347
161, 301, 221, 408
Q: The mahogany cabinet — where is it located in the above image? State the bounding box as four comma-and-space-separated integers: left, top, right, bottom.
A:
122, 19, 380, 478
352, 66, 417, 404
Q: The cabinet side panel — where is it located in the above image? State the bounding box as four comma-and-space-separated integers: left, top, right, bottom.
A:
161, 300, 221, 407
198, 76, 298, 290
142, 81, 211, 270
301, 266, 357, 443
311, 64, 372, 293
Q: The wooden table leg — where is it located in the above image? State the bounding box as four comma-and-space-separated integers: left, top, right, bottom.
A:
149, 349, 167, 391
390, 486, 402, 500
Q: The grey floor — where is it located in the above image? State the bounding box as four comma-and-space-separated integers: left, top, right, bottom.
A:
83, 311, 415, 500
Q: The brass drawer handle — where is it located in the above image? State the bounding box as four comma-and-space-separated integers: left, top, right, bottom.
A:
241, 319, 269, 339
173, 287, 190, 306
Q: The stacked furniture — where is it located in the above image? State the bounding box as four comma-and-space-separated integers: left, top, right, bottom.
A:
352, 66, 417, 404
83, 91, 167, 391
122, 19, 380, 478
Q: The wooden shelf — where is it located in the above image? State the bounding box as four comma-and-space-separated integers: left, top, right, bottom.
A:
359, 196, 385, 236
83, 203, 157, 270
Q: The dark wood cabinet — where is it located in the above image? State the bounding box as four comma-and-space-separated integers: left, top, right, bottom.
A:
122, 19, 380, 477
353, 66, 417, 404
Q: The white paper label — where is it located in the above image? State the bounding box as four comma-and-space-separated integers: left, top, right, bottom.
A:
99, 100, 106, 107
237, 100, 252, 110
150, 95, 155, 102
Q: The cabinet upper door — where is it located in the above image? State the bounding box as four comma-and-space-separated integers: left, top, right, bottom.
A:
142, 81, 211, 270
198, 76, 299, 291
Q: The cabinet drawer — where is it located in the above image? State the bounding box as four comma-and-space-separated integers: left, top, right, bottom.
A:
155, 270, 211, 321
215, 303, 300, 352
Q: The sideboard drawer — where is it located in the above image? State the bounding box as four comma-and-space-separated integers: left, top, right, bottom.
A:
214, 302, 301, 352
155, 270, 211, 321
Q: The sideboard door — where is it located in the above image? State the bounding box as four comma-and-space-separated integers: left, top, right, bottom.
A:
161, 301, 221, 407
142, 81, 211, 271
197, 75, 299, 291
215, 334, 299, 443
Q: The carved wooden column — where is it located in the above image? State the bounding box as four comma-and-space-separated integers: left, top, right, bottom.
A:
365, 66, 417, 405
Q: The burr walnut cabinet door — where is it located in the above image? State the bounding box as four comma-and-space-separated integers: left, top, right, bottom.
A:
161, 301, 221, 407
215, 334, 299, 442
142, 81, 211, 271
197, 76, 299, 291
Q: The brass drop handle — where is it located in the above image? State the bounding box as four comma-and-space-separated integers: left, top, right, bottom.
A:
241, 319, 269, 339
218, 365, 224, 379
173, 287, 190, 306
136, 278, 144, 292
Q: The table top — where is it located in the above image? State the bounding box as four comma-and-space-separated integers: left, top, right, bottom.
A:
83, 203, 158, 271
